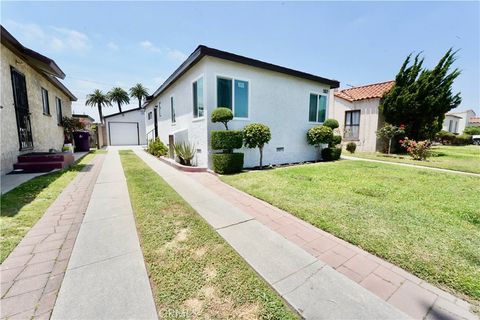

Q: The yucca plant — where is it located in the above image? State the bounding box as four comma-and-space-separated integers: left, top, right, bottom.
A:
174, 141, 196, 166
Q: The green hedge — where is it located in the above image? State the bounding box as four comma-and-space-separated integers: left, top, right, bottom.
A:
452, 134, 472, 146
211, 130, 243, 151
321, 147, 342, 161
212, 153, 244, 174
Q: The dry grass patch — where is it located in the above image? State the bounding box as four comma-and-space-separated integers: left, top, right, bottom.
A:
120, 150, 298, 320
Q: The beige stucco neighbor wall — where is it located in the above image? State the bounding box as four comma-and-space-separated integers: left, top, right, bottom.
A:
1, 44, 72, 175
332, 97, 382, 152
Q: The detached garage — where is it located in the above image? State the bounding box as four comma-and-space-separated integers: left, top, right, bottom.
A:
104, 108, 147, 146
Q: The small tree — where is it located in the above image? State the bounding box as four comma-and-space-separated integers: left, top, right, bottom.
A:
243, 123, 271, 169
212, 108, 233, 130
61, 117, 85, 143
376, 124, 405, 154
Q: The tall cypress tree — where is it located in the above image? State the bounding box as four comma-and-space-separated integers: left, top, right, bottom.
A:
380, 49, 461, 140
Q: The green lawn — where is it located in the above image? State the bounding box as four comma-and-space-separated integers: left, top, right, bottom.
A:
350, 145, 480, 174
0, 153, 95, 262
221, 161, 480, 302
119, 151, 298, 320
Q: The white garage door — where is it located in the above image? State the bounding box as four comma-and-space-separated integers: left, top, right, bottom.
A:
109, 122, 139, 145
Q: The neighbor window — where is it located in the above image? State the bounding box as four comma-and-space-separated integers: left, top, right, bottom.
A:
193, 77, 204, 118
344, 110, 360, 140
216, 77, 249, 118
308, 94, 327, 123
55, 97, 62, 125
148, 111, 152, 120
41, 88, 50, 115
170, 96, 176, 123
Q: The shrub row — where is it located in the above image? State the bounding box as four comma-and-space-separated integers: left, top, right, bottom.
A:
211, 130, 243, 151
321, 147, 342, 161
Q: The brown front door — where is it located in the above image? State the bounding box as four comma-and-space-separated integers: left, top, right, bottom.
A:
11, 67, 33, 150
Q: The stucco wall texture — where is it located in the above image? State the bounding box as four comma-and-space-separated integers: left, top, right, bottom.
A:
146, 56, 335, 169
1, 44, 72, 175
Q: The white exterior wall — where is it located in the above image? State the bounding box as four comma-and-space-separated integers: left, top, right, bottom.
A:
442, 115, 460, 133
332, 97, 381, 152
146, 61, 209, 168
1, 44, 72, 175
146, 57, 334, 169
104, 109, 147, 145
204, 57, 333, 168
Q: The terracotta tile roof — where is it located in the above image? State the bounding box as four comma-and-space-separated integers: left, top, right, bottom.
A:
469, 117, 480, 124
334, 81, 395, 102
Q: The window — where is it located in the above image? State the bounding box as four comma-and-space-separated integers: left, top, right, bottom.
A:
55, 97, 62, 125
148, 111, 152, 120
344, 110, 360, 140
170, 96, 176, 123
216, 77, 249, 118
193, 77, 204, 118
308, 93, 327, 123
41, 88, 50, 115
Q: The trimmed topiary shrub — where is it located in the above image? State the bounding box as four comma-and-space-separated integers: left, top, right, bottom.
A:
331, 135, 342, 146
147, 138, 168, 157
212, 153, 244, 174
211, 130, 243, 151
307, 125, 333, 146
211, 107, 234, 130
346, 142, 357, 154
323, 118, 339, 130
452, 134, 472, 146
243, 123, 272, 168
321, 147, 342, 161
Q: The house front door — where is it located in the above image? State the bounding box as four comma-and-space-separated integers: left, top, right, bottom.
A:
153, 108, 159, 138
11, 67, 33, 150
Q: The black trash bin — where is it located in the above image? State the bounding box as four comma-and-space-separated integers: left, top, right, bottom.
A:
73, 131, 90, 152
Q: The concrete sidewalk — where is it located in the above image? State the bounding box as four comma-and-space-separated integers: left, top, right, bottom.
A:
135, 149, 408, 320
51, 150, 157, 320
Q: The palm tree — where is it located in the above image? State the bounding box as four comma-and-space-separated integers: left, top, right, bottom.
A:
129, 83, 149, 109
108, 87, 130, 113
86, 89, 111, 123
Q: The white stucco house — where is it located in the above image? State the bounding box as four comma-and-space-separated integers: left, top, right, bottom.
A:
104, 108, 147, 146
144, 45, 340, 168
1, 26, 76, 175
332, 81, 394, 152
442, 109, 477, 134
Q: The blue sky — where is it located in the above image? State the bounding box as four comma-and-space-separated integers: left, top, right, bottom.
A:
2, 1, 479, 121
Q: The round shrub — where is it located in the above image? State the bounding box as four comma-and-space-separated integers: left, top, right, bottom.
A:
307, 125, 333, 146
346, 142, 357, 154
212, 153, 244, 174
331, 135, 342, 146
211, 130, 243, 151
147, 138, 168, 157
323, 118, 339, 130
452, 134, 472, 146
321, 147, 342, 161
211, 107, 233, 130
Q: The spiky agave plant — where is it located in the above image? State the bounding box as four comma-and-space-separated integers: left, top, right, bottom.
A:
174, 141, 196, 166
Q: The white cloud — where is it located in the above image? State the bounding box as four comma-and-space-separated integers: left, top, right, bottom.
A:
165, 48, 188, 62
140, 40, 161, 52
107, 41, 119, 50
4, 20, 90, 53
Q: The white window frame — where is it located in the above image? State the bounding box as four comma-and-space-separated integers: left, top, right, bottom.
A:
215, 74, 250, 120
308, 92, 328, 123
170, 95, 176, 125
192, 74, 205, 121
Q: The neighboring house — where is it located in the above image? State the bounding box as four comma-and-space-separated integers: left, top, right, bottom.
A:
442, 114, 462, 133
144, 45, 339, 168
0, 26, 77, 176
442, 109, 477, 133
104, 108, 147, 146
469, 116, 480, 127
332, 81, 394, 152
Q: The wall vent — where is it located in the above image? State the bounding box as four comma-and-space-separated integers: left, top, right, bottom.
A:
276, 147, 285, 152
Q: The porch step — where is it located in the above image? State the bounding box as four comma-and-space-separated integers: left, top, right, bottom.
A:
13, 161, 68, 173
17, 153, 74, 163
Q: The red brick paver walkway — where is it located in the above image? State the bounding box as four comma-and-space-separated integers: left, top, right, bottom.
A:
0, 155, 105, 320
189, 172, 478, 320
